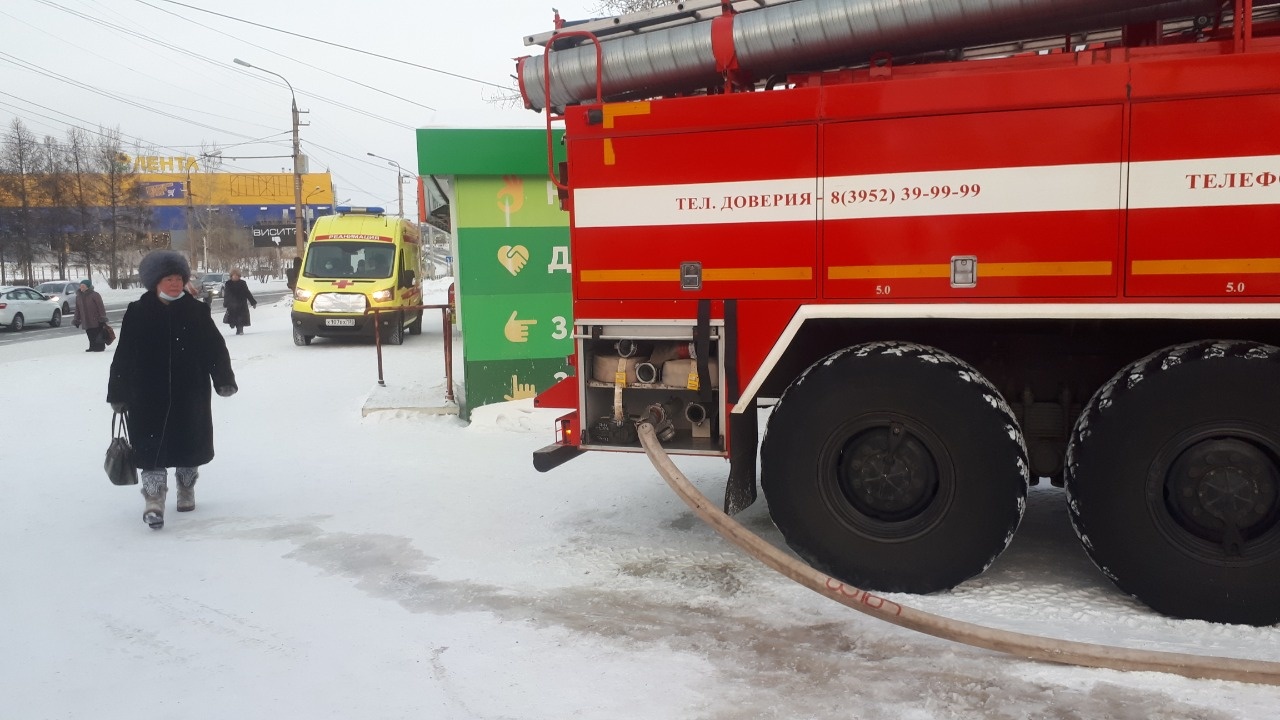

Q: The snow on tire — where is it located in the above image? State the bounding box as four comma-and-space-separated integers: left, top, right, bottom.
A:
1065, 340, 1280, 626
760, 341, 1029, 594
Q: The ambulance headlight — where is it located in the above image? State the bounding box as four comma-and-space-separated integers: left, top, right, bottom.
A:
294, 288, 313, 301
371, 288, 394, 302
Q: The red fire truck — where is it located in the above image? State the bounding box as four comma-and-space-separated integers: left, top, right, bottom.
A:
519, 0, 1280, 626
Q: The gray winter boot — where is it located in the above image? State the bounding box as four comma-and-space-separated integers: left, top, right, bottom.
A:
141, 470, 168, 529
176, 467, 199, 512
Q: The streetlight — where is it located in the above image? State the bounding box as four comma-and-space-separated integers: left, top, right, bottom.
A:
184, 152, 221, 272
303, 185, 323, 235
234, 58, 305, 256
367, 152, 411, 218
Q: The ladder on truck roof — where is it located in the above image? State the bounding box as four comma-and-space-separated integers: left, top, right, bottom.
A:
523, 0, 802, 47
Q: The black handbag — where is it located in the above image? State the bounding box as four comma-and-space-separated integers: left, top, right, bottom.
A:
105, 411, 138, 486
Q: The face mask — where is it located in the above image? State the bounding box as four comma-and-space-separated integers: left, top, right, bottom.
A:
158, 290, 183, 302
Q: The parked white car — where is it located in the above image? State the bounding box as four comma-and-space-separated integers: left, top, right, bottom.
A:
0, 286, 63, 331
36, 280, 79, 314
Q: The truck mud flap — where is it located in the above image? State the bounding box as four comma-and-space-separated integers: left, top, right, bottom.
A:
533, 443, 584, 473
722, 300, 756, 515
724, 397, 758, 516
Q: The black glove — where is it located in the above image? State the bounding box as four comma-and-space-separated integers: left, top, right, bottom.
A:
216, 384, 238, 398
251, 302, 257, 308
110, 401, 127, 413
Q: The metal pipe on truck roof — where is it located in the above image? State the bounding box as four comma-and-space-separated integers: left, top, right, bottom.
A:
518, 0, 1221, 111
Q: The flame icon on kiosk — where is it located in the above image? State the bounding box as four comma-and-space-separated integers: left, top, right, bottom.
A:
498, 245, 530, 276
496, 175, 525, 227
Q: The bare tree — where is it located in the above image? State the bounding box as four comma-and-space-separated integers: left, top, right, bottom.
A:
204, 208, 249, 272
64, 127, 101, 280
35, 136, 76, 279
200, 144, 225, 173
93, 128, 149, 288
0, 118, 44, 284
186, 143, 238, 274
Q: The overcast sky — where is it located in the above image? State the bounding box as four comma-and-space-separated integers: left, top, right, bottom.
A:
1, 0, 603, 217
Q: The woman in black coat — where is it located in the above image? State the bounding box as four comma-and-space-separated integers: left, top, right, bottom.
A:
221, 268, 257, 335
107, 250, 238, 530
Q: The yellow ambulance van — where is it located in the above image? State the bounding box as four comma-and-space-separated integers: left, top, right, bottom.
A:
290, 206, 423, 346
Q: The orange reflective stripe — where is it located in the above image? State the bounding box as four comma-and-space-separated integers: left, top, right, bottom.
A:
982, 261, 1112, 277
705, 267, 812, 281
1131, 258, 1280, 275
580, 267, 811, 283
829, 264, 949, 280
581, 269, 678, 283
603, 102, 652, 166
829, 261, 1112, 280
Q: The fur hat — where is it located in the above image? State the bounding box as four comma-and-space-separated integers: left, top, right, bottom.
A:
138, 250, 191, 291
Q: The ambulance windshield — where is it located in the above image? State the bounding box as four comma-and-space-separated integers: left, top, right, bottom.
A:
303, 242, 395, 279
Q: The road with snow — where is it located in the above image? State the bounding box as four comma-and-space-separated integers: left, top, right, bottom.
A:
2, 278, 1278, 719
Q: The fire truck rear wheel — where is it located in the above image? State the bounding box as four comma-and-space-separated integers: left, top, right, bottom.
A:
1065, 340, 1280, 625
760, 342, 1028, 594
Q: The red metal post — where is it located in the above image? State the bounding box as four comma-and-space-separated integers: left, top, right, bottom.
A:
372, 307, 385, 387
1235, 0, 1253, 53
542, 30, 603, 192
441, 307, 455, 403
365, 304, 454, 401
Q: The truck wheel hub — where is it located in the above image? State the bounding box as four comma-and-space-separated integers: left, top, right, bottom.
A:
839, 426, 938, 520
1167, 438, 1278, 541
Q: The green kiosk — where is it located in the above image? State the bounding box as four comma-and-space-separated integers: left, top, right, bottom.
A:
417, 128, 572, 419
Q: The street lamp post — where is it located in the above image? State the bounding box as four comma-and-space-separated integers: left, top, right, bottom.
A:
303, 185, 323, 236
184, 163, 196, 272
234, 58, 306, 256
367, 152, 410, 218
184, 152, 222, 273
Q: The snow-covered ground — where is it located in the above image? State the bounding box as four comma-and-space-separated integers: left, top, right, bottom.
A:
3, 279, 1279, 719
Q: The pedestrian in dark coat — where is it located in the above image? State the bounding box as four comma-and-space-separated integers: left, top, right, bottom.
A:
71, 279, 108, 352
221, 268, 257, 335
107, 250, 238, 530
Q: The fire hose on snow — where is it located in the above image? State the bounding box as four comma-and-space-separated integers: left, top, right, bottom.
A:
635, 422, 1280, 685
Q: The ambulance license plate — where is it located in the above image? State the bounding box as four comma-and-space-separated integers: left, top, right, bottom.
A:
325, 318, 356, 327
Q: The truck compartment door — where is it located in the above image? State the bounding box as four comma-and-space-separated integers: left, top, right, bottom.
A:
1127, 94, 1280, 298
822, 105, 1124, 300
569, 124, 819, 301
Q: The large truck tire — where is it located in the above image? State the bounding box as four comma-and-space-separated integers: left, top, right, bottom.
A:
760, 341, 1029, 594
1065, 340, 1280, 626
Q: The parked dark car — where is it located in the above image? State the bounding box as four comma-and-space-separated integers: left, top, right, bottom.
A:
199, 272, 228, 303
